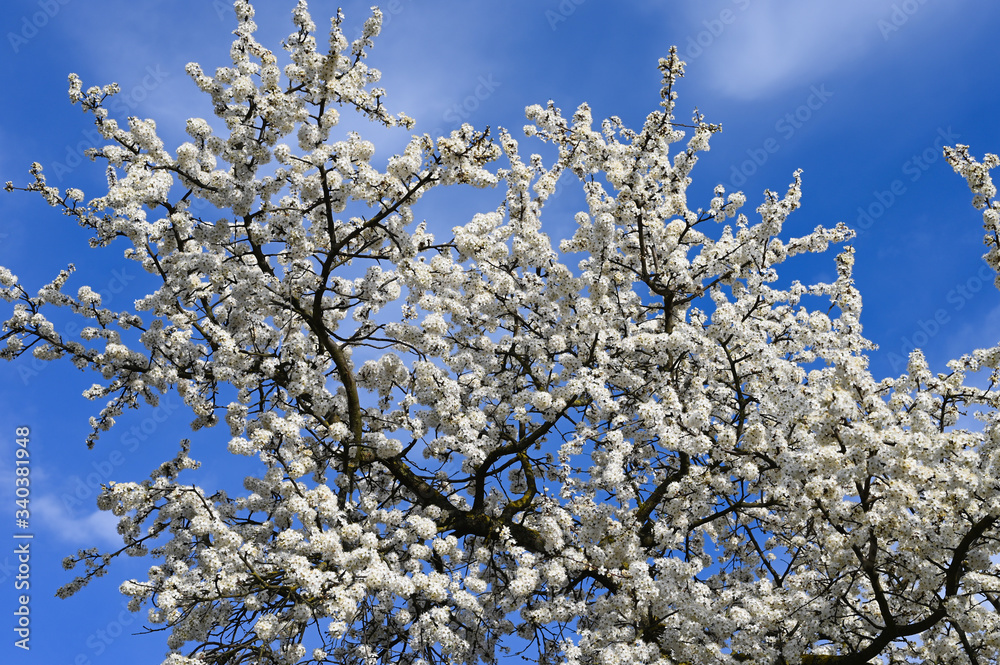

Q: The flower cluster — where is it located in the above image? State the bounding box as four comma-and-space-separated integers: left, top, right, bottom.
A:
7, 4, 1000, 665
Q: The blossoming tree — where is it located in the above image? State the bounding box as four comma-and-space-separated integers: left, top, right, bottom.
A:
5, 2, 1000, 664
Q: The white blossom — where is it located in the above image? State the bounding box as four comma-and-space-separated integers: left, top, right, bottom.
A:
7, 7, 1000, 665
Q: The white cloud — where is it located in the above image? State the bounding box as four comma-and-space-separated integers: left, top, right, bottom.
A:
34, 494, 120, 547
677, 1, 950, 100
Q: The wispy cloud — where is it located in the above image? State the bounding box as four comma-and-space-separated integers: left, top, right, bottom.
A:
34, 494, 120, 547
677, 1, 951, 100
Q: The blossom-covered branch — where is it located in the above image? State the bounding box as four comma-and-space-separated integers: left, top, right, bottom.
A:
6, 2, 1000, 664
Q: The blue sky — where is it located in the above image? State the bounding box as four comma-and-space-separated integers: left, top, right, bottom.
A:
3, 1, 1000, 662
